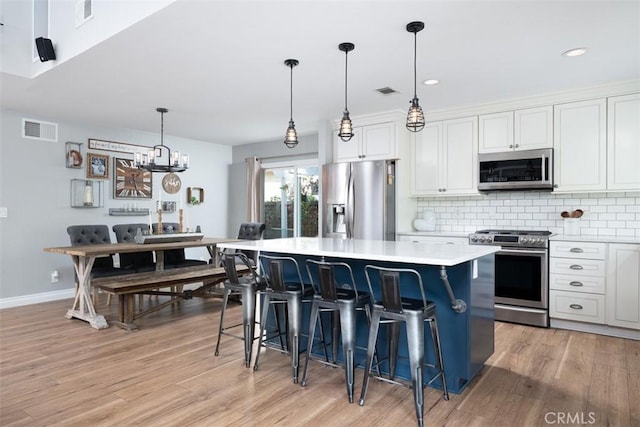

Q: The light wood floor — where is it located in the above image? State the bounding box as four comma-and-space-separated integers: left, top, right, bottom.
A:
1, 296, 638, 427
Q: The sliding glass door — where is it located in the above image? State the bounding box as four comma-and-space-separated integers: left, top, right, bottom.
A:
262, 163, 319, 239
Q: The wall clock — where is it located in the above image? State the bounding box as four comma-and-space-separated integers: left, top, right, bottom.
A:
114, 157, 152, 199
162, 172, 182, 194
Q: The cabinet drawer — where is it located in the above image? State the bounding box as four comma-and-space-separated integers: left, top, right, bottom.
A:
549, 273, 605, 294
549, 290, 605, 323
550, 257, 605, 277
550, 241, 606, 260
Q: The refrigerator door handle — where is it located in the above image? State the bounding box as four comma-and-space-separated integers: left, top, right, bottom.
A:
346, 168, 355, 239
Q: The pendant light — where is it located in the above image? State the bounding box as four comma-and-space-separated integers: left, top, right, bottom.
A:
283, 59, 299, 149
338, 42, 355, 142
406, 21, 425, 132
135, 108, 189, 172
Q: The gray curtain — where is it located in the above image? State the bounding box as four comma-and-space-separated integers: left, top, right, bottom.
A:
245, 157, 262, 222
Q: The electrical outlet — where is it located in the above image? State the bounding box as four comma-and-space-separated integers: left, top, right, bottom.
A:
50, 270, 59, 283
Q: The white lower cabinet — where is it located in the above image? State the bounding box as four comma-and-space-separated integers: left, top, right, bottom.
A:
550, 241, 640, 335
606, 244, 640, 330
549, 241, 606, 324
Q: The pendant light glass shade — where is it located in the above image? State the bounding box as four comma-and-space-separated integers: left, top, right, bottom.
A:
406, 21, 426, 133
338, 42, 355, 142
135, 108, 189, 172
283, 59, 299, 148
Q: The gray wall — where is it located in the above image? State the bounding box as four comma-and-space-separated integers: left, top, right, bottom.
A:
227, 133, 319, 237
0, 109, 232, 301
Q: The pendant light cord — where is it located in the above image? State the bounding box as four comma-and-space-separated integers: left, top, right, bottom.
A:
290, 64, 294, 121
160, 110, 165, 146
413, 31, 418, 98
344, 50, 349, 111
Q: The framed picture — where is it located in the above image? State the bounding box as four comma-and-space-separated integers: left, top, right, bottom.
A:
113, 158, 152, 199
162, 201, 176, 213
86, 153, 110, 179
65, 142, 83, 168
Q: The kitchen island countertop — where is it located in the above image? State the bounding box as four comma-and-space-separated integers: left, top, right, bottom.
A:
218, 237, 499, 266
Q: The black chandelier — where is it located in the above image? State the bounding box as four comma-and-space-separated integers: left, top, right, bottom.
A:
135, 108, 189, 173
337, 42, 355, 142
283, 58, 299, 149
406, 21, 426, 132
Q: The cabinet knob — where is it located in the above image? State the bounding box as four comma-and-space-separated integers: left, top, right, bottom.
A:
569, 281, 584, 287
442, 188, 446, 192
569, 248, 584, 253
515, 144, 519, 148
569, 304, 583, 310
569, 264, 584, 270
554, 184, 559, 188
509, 145, 513, 148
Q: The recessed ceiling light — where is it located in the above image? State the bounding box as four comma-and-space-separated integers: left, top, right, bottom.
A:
562, 48, 587, 57
423, 79, 439, 85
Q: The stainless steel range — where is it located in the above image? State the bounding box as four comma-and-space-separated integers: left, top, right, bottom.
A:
469, 229, 551, 327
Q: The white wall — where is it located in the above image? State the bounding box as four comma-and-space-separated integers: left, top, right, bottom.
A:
0, 109, 231, 301
1, 0, 175, 78
414, 191, 640, 238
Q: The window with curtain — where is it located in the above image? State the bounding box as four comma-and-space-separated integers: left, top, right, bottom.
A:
262, 162, 319, 239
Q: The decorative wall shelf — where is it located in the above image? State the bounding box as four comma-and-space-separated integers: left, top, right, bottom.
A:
70, 179, 104, 208
108, 208, 151, 216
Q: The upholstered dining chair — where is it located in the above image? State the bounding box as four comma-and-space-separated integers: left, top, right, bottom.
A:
151, 223, 209, 268
66, 224, 121, 306
112, 223, 156, 273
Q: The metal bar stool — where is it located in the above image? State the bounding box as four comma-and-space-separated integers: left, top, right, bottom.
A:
301, 259, 375, 403
253, 254, 324, 384
215, 252, 271, 368
359, 265, 448, 427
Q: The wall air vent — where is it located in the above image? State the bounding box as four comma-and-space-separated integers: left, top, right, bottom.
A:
22, 118, 58, 142
75, 0, 93, 27
376, 87, 398, 95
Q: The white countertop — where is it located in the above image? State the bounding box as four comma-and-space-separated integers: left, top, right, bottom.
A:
550, 234, 640, 244
218, 237, 499, 266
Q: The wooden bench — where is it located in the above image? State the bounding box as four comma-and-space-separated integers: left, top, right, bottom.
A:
93, 264, 247, 330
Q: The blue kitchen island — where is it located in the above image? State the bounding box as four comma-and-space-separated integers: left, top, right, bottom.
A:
218, 237, 498, 394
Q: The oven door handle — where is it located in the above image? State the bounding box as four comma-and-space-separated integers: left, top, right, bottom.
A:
498, 248, 547, 256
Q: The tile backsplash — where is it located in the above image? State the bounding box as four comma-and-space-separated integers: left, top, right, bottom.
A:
415, 191, 640, 238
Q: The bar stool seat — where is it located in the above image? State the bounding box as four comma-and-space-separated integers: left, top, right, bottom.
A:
253, 254, 325, 384
359, 265, 448, 427
301, 259, 375, 403
215, 252, 266, 368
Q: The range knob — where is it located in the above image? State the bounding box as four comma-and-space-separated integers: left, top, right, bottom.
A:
471, 236, 478, 242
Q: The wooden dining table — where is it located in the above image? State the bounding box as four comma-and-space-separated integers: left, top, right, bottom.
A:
43, 237, 238, 329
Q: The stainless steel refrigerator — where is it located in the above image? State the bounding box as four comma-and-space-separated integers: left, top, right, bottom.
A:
322, 160, 395, 240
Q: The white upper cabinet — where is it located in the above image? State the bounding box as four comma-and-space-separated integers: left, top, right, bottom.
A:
410, 116, 478, 196
553, 99, 607, 192
515, 106, 554, 150
607, 93, 640, 190
479, 111, 513, 153
479, 106, 552, 153
333, 121, 397, 163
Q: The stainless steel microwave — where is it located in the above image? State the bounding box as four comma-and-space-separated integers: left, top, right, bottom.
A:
478, 148, 553, 191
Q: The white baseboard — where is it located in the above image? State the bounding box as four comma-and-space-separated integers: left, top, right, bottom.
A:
551, 318, 640, 341
0, 288, 75, 310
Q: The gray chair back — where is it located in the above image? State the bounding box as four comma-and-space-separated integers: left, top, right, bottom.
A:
152, 222, 186, 264
236, 222, 265, 263
112, 224, 154, 269
66, 224, 114, 270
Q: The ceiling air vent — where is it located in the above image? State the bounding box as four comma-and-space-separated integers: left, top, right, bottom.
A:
376, 87, 398, 95
22, 118, 58, 142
